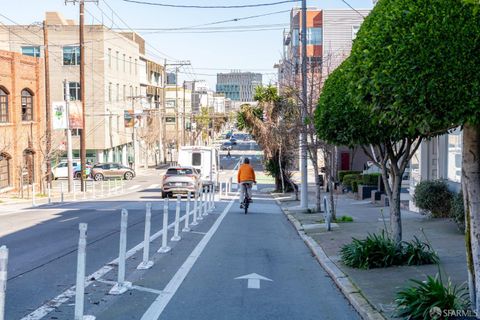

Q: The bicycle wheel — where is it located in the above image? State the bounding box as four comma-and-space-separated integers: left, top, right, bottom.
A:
244, 200, 248, 214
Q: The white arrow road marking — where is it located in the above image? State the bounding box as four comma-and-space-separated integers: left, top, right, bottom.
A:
235, 273, 273, 289
128, 184, 141, 190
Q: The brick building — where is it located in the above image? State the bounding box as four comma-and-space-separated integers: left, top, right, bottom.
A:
0, 50, 45, 194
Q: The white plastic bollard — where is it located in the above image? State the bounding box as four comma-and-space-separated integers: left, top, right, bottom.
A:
203, 188, 208, 216
197, 190, 204, 221
73, 181, 77, 201
191, 191, 199, 226
60, 182, 64, 203
0, 246, 8, 320
229, 177, 233, 193
183, 192, 191, 232
158, 199, 171, 253
122, 180, 125, 194
32, 184, 36, 207
74, 224, 95, 320
114, 179, 117, 194
137, 203, 154, 270
171, 195, 181, 241
83, 181, 87, 200
109, 209, 132, 295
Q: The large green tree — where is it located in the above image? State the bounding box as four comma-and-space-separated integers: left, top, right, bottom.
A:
317, 0, 480, 311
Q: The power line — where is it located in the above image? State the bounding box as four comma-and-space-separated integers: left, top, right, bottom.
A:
117, 23, 288, 32
122, 0, 300, 9
340, 0, 366, 18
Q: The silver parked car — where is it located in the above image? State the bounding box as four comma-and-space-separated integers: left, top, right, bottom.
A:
161, 166, 201, 198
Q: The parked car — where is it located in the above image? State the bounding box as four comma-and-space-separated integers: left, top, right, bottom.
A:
51, 161, 91, 179
161, 166, 202, 198
229, 137, 237, 145
91, 163, 135, 181
221, 141, 234, 150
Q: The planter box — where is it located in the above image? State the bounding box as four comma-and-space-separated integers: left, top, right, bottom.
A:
358, 185, 377, 200
371, 190, 383, 203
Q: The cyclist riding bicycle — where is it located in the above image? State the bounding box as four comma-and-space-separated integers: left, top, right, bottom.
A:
237, 158, 256, 208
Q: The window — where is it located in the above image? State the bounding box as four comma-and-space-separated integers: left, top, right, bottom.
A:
108, 48, 112, 68
135, 59, 138, 75
116, 83, 120, 101
292, 28, 299, 47
21, 89, 33, 121
0, 153, 11, 189
123, 54, 126, 71
116, 51, 119, 70
129, 57, 132, 74
166, 168, 194, 175
0, 88, 8, 123
123, 84, 126, 100
63, 46, 80, 65
22, 46, 41, 58
108, 83, 112, 102
130, 86, 133, 99
307, 27, 322, 45
64, 82, 81, 101
192, 153, 201, 166
166, 99, 176, 108
448, 129, 463, 183
352, 26, 360, 40
165, 117, 176, 123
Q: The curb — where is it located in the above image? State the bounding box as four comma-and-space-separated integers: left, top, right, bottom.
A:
272, 195, 386, 320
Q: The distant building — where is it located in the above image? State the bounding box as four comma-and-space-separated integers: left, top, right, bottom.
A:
166, 72, 177, 85
216, 71, 262, 102
0, 50, 44, 193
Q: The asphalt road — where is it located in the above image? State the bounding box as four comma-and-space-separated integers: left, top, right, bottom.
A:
0, 141, 359, 320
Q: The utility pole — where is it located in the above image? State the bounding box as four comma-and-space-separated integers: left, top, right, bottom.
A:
300, 0, 309, 209
64, 80, 74, 193
65, 0, 98, 192
161, 59, 167, 163
182, 80, 186, 146
43, 21, 52, 187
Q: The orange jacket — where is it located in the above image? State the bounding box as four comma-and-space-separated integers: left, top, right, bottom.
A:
237, 164, 256, 183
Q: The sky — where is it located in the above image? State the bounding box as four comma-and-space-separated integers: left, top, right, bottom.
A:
1, 0, 373, 89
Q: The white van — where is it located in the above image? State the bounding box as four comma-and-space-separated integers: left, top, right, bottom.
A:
178, 146, 220, 187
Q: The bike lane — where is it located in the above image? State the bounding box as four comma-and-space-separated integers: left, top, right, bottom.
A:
154, 191, 360, 320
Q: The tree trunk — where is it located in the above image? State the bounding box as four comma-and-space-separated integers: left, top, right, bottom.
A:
462, 123, 480, 313
389, 172, 403, 244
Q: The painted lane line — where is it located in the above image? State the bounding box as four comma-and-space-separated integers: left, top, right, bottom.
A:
140, 196, 235, 320
22, 211, 193, 320
128, 185, 141, 191
96, 279, 163, 295
147, 184, 160, 189
189, 231, 207, 235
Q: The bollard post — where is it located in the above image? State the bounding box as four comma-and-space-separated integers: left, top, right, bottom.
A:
109, 209, 132, 295
197, 190, 204, 221
122, 180, 125, 194
203, 188, 208, 216
32, 183, 36, 207
60, 181, 64, 203
47, 185, 52, 204
171, 195, 181, 241
182, 192, 191, 232
114, 179, 117, 194
158, 198, 171, 253
0, 246, 8, 320
83, 180, 87, 200
74, 224, 95, 320
210, 185, 215, 211
73, 180, 77, 201
191, 190, 199, 226
137, 203, 154, 270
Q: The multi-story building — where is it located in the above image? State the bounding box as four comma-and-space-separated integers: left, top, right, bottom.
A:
216, 71, 262, 102
0, 50, 45, 194
0, 12, 144, 166
164, 85, 192, 148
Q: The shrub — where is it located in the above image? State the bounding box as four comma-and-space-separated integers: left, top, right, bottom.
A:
340, 231, 403, 269
414, 180, 453, 218
342, 174, 362, 192
395, 274, 469, 320
336, 215, 354, 222
338, 170, 361, 183
361, 173, 381, 186
450, 191, 465, 233
340, 231, 438, 269
401, 237, 439, 266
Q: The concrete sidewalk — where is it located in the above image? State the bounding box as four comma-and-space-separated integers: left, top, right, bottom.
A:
272, 188, 467, 319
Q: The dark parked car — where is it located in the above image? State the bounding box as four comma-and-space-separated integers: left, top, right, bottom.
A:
91, 163, 135, 181
221, 141, 234, 150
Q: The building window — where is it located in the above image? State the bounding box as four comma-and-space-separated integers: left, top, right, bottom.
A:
22, 149, 34, 185
116, 83, 120, 101
135, 59, 138, 75
448, 129, 463, 183
72, 129, 81, 136
292, 28, 299, 47
65, 82, 81, 101
166, 99, 176, 108
108, 83, 112, 102
0, 153, 11, 189
21, 46, 41, 58
63, 46, 80, 65
307, 27, 322, 45
0, 88, 8, 123
123, 84, 126, 101
116, 51, 119, 70
130, 86, 133, 99
129, 57, 132, 74
123, 54, 126, 71
165, 117, 176, 123
352, 26, 360, 40
108, 48, 112, 68
21, 89, 33, 121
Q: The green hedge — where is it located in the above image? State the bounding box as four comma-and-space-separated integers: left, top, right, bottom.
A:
361, 173, 381, 186
338, 170, 361, 183
414, 180, 452, 218
451, 191, 465, 233
342, 174, 362, 192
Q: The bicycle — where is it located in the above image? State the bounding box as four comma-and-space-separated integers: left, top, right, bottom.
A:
241, 183, 252, 214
